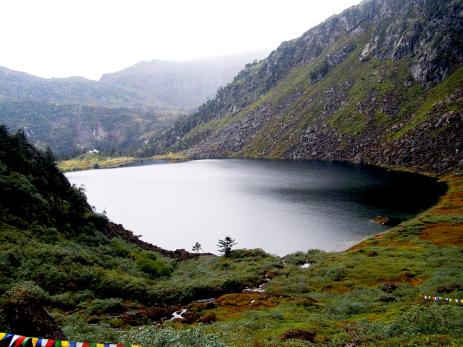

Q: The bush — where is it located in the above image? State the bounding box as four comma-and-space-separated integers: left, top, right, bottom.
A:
136, 252, 173, 278
228, 248, 269, 259
324, 266, 347, 281
121, 327, 226, 347
86, 298, 124, 315
387, 304, 463, 337
3, 281, 48, 304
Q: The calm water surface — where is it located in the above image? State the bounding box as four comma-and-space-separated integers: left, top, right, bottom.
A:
66, 160, 445, 256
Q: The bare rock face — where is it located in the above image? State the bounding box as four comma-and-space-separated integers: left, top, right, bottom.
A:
0, 283, 65, 340
358, 0, 463, 85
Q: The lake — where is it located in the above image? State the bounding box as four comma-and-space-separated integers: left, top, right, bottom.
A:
66, 159, 446, 256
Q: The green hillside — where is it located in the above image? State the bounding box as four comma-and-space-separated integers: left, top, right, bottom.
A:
1, 0, 463, 345
1, 126, 462, 346
0, 100, 181, 158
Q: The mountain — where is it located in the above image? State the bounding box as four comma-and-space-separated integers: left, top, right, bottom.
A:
0, 67, 177, 157
0, 67, 143, 108
0, 100, 180, 158
100, 52, 268, 110
0, 52, 265, 158
143, 0, 463, 173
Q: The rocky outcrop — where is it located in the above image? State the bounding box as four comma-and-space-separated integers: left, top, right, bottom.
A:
358, 0, 463, 84
288, 89, 463, 173
0, 284, 65, 340
143, 0, 463, 174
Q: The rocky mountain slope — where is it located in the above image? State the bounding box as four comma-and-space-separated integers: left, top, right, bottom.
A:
145, 0, 463, 173
100, 52, 267, 110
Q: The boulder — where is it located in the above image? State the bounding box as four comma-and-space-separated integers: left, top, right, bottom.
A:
0, 283, 65, 340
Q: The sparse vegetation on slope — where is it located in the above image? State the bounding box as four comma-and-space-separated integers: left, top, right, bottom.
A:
142, 0, 463, 174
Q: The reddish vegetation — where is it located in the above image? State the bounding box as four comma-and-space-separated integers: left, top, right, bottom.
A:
420, 224, 463, 246
213, 293, 284, 318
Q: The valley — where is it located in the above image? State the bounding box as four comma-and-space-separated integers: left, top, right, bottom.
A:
0, 0, 462, 346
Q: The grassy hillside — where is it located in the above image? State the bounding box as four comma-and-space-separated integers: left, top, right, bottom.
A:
56, 175, 463, 347
1, 118, 463, 346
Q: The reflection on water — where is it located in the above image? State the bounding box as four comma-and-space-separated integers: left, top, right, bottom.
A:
66, 159, 446, 256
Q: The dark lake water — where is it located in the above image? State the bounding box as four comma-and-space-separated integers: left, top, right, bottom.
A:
66, 159, 446, 256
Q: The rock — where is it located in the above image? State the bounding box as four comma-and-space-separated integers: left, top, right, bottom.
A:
370, 216, 390, 225
280, 329, 316, 343
198, 312, 217, 324
381, 282, 398, 293
0, 283, 65, 340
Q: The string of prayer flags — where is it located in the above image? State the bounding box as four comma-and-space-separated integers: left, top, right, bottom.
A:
420, 294, 463, 304
0, 333, 140, 347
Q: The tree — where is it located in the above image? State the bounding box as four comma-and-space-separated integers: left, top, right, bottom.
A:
217, 236, 237, 257
221, 261, 231, 273
192, 242, 202, 258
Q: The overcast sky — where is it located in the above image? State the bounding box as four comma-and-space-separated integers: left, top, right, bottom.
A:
0, 0, 362, 80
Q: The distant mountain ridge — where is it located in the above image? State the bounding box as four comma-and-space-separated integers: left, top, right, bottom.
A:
0, 52, 265, 157
142, 0, 463, 173
0, 66, 143, 108
100, 51, 268, 110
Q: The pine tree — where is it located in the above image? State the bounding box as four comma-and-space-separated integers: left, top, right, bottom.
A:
192, 242, 202, 258
217, 236, 237, 257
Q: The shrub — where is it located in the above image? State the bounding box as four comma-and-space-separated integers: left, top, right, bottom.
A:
120, 327, 226, 347
324, 266, 347, 281
229, 248, 268, 259
387, 304, 463, 337
86, 298, 124, 315
136, 252, 173, 278
3, 281, 48, 304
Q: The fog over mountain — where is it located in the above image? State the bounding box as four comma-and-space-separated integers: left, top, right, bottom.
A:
0, 51, 266, 157
100, 51, 268, 110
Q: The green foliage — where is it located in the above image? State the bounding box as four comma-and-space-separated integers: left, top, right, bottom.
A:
0, 128, 175, 310
228, 248, 268, 259
387, 304, 463, 337
0, 101, 176, 158
217, 236, 237, 257
86, 298, 124, 315
136, 252, 173, 278
122, 327, 226, 347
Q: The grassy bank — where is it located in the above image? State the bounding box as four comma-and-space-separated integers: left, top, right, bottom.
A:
56, 174, 463, 346
58, 152, 188, 172
58, 153, 140, 172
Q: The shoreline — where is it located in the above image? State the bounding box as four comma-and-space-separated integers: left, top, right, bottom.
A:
63, 156, 451, 257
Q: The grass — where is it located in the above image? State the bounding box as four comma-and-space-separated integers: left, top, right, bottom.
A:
58, 153, 139, 172
152, 152, 189, 161
49, 174, 463, 346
